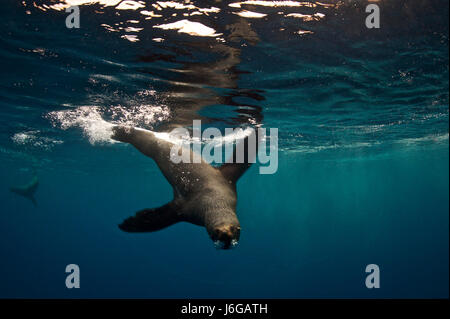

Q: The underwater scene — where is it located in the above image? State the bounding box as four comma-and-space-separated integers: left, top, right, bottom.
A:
0, 0, 448, 298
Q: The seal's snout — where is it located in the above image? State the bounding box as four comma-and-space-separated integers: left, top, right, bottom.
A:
211, 224, 240, 250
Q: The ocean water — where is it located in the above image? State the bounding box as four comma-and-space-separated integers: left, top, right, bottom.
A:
0, 0, 448, 298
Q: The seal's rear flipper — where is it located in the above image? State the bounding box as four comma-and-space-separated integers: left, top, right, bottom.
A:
10, 174, 39, 207
219, 129, 260, 183
111, 126, 135, 143
119, 202, 181, 232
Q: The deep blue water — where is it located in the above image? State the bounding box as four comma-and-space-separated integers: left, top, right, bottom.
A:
0, 0, 448, 298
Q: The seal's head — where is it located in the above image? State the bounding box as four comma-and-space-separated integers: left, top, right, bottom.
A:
210, 224, 241, 250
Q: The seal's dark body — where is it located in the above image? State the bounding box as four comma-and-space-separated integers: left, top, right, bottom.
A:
112, 126, 256, 249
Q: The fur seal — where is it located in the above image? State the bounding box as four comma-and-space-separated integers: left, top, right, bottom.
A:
111, 126, 258, 249
10, 174, 39, 207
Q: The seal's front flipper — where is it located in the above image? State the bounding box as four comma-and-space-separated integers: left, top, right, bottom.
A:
119, 202, 181, 233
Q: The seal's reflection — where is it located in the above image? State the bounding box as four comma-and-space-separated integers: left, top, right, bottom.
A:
138, 14, 264, 131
